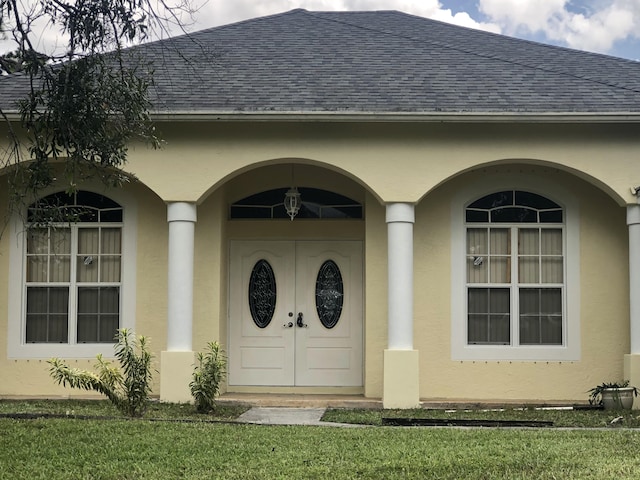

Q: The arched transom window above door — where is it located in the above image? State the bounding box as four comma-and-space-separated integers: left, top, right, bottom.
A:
230, 188, 363, 219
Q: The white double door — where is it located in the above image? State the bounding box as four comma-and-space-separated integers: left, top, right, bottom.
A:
229, 241, 363, 387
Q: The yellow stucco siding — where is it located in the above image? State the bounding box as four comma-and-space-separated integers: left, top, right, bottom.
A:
125, 121, 640, 207
0, 120, 636, 402
413, 166, 629, 402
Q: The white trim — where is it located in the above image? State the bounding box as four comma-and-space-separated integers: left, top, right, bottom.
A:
450, 174, 580, 361
7, 184, 137, 359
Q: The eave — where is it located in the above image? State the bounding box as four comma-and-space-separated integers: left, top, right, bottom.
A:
146, 111, 640, 123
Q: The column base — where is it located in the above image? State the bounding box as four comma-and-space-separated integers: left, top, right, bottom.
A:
624, 354, 640, 409
383, 349, 420, 409
160, 351, 195, 403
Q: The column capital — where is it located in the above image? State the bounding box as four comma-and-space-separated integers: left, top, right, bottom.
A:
628, 204, 640, 226
167, 202, 197, 223
386, 203, 415, 224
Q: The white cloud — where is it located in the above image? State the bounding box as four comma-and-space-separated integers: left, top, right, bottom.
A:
193, 0, 500, 34
478, 0, 640, 53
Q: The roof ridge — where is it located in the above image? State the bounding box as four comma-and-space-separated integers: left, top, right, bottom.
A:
299, 9, 640, 95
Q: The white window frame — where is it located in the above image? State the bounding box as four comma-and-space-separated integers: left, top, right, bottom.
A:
8, 186, 137, 359
451, 174, 580, 361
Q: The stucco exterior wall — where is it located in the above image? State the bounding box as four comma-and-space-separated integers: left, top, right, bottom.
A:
125, 122, 640, 207
0, 181, 169, 397
414, 165, 629, 402
0, 119, 637, 402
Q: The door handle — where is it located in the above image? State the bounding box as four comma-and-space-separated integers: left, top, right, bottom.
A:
283, 322, 294, 328
296, 312, 307, 328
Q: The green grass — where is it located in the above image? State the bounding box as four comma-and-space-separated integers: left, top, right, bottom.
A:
3, 401, 640, 478
0, 399, 248, 421
1, 418, 640, 479
322, 406, 640, 428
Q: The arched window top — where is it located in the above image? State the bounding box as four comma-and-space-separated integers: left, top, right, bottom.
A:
28, 191, 123, 223
230, 188, 363, 220
466, 190, 562, 224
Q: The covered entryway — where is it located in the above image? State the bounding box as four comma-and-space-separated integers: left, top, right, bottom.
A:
229, 240, 363, 387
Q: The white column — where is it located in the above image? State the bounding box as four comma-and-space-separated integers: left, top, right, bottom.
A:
167, 202, 197, 352
628, 204, 640, 354
386, 203, 415, 350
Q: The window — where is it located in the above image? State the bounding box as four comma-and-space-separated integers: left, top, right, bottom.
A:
8, 187, 137, 358
230, 188, 363, 219
25, 192, 122, 344
451, 178, 580, 361
465, 191, 563, 346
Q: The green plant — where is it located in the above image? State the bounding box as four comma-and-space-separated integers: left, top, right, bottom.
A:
190, 341, 226, 413
588, 380, 639, 406
48, 329, 153, 417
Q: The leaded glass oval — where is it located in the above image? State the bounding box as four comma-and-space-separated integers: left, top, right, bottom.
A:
315, 260, 344, 329
248, 259, 276, 328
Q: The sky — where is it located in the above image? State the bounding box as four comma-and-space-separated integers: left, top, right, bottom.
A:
182, 0, 640, 61
5, 0, 640, 61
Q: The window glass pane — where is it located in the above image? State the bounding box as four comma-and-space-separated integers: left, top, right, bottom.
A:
231, 188, 362, 219
51, 229, 71, 255
26, 287, 69, 343
467, 229, 487, 283
467, 191, 512, 210
492, 207, 537, 223
518, 229, 539, 255
466, 210, 488, 222
489, 229, 510, 283
467, 288, 510, 344
490, 229, 509, 255
515, 191, 561, 210
27, 229, 49, 254
519, 288, 562, 345
489, 315, 510, 344
541, 257, 563, 283
101, 228, 122, 254
77, 255, 98, 282
541, 229, 562, 255
78, 228, 99, 254
101, 256, 122, 282
539, 210, 563, 223
27, 256, 48, 283
77, 287, 119, 343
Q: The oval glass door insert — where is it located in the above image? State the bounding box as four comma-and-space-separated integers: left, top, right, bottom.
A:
315, 260, 344, 329
248, 259, 276, 328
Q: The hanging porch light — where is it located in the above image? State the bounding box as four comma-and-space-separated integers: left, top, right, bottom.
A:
284, 186, 301, 220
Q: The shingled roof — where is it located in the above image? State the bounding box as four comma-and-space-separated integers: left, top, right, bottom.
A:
3, 8, 640, 118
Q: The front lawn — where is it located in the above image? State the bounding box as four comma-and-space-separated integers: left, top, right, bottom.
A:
322, 406, 640, 428
1, 417, 640, 479
0, 398, 247, 421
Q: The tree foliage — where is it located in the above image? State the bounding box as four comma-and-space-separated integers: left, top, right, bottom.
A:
0, 0, 193, 222
48, 328, 154, 417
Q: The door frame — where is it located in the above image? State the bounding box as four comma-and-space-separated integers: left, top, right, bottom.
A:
227, 240, 364, 391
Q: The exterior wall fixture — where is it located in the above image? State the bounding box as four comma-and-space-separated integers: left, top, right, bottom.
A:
284, 165, 301, 220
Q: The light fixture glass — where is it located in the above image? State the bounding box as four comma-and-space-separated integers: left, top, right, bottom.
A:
284, 187, 301, 220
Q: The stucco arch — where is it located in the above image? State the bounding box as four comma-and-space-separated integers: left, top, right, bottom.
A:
197, 158, 380, 207
416, 157, 631, 207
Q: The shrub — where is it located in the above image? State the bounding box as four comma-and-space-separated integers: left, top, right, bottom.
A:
190, 341, 226, 413
48, 329, 153, 417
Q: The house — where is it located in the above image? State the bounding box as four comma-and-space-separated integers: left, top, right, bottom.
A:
2, 8, 640, 408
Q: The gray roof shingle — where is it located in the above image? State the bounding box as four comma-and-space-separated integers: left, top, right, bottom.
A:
3, 9, 640, 116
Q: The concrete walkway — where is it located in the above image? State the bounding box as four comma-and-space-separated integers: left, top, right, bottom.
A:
235, 406, 366, 427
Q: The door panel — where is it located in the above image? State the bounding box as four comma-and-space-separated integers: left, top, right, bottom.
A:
228, 240, 363, 387
229, 242, 295, 386
294, 241, 363, 386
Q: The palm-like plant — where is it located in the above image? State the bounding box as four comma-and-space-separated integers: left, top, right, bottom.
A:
48, 329, 153, 417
